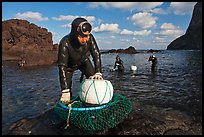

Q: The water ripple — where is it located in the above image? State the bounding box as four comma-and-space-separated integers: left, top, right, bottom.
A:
2, 50, 202, 130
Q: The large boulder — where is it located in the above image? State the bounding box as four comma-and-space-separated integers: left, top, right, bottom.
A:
2, 19, 58, 66
167, 2, 202, 50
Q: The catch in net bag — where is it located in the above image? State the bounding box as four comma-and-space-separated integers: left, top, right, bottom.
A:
54, 79, 132, 131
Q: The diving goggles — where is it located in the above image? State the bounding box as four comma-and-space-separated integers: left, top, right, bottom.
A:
77, 21, 92, 37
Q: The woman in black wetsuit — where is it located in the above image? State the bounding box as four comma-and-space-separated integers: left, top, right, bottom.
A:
113, 55, 124, 72
148, 55, 157, 69
58, 17, 103, 103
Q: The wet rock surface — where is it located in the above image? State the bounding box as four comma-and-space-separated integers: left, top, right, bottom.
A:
5, 102, 202, 135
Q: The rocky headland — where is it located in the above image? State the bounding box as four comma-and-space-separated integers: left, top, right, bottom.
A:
167, 2, 202, 50
2, 19, 58, 67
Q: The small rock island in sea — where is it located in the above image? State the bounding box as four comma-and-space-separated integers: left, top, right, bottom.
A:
101, 46, 139, 54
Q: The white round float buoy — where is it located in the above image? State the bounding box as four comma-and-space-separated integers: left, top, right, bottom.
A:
79, 79, 114, 105
130, 65, 137, 71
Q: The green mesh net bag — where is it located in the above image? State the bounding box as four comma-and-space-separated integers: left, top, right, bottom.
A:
54, 93, 132, 131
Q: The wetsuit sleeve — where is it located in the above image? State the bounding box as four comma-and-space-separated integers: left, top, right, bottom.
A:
58, 38, 70, 90
114, 61, 117, 69
89, 34, 102, 73
155, 58, 157, 64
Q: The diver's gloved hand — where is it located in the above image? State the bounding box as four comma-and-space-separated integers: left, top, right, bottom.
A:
60, 89, 70, 104
89, 72, 103, 80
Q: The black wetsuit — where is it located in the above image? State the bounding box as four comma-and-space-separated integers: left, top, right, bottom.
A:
114, 59, 124, 72
148, 56, 157, 68
58, 19, 102, 95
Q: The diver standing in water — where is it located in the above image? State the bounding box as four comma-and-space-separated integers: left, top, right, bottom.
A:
148, 55, 157, 70
58, 17, 103, 104
113, 55, 124, 72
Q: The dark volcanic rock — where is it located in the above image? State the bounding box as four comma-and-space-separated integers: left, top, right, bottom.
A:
2, 19, 58, 66
4, 100, 202, 135
146, 49, 161, 53
102, 46, 138, 54
167, 2, 202, 50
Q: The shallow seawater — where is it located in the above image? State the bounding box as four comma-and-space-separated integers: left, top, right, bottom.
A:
2, 50, 202, 133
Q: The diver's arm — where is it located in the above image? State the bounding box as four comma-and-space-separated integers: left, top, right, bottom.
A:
89, 34, 102, 73
58, 38, 70, 90
113, 62, 116, 69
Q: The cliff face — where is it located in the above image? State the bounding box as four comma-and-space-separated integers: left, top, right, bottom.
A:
167, 2, 202, 50
2, 19, 58, 66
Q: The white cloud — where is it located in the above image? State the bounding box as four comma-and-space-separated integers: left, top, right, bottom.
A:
93, 23, 120, 32
127, 12, 158, 29
61, 23, 71, 28
52, 15, 96, 23
120, 29, 151, 36
160, 29, 183, 37
153, 22, 184, 46
51, 31, 59, 44
53, 15, 99, 30
152, 36, 169, 49
150, 8, 168, 14
159, 23, 184, 37
160, 23, 176, 30
52, 15, 76, 21
16, 11, 48, 22
147, 22, 185, 49
133, 30, 151, 36
110, 35, 116, 38
81, 16, 96, 22
154, 36, 166, 44
170, 2, 197, 15
120, 29, 133, 35
88, 2, 163, 11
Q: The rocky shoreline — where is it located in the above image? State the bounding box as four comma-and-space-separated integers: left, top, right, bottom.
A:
4, 100, 202, 135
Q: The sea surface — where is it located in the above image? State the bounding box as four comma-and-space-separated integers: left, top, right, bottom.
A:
2, 50, 202, 134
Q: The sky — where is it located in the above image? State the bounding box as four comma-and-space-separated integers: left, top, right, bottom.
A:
2, 2, 197, 50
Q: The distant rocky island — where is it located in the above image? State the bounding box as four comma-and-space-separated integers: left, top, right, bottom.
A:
101, 47, 160, 54
101, 46, 138, 54
167, 2, 202, 50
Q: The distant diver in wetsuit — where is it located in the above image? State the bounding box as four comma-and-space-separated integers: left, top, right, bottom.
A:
148, 55, 157, 70
58, 17, 103, 104
113, 55, 124, 72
